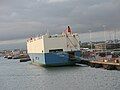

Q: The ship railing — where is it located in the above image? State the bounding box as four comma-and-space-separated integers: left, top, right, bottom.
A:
27, 36, 43, 42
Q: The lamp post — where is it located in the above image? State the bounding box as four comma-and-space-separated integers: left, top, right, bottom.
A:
102, 25, 107, 51
89, 29, 92, 51
102, 25, 108, 59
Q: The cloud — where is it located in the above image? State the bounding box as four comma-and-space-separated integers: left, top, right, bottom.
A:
0, 0, 120, 42
48, 0, 68, 3
0, 21, 48, 41
0, 39, 25, 45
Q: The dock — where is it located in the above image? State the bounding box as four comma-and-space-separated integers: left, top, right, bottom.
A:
78, 57, 120, 70
89, 59, 120, 70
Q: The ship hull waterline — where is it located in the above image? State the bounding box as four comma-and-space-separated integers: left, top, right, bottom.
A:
28, 51, 81, 67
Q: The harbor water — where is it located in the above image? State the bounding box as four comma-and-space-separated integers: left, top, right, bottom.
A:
0, 57, 120, 90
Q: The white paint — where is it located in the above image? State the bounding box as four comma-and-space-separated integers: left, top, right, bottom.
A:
27, 36, 44, 53
27, 32, 80, 53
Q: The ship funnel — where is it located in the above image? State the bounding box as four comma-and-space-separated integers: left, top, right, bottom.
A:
62, 26, 73, 35
68, 26, 71, 32
66, 26, 72, 34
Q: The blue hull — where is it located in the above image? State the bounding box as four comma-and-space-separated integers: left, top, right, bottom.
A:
28, 51, 81, 66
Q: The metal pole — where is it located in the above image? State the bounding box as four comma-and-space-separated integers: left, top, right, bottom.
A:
103, 25, 107, 59
89, 30, 92, 51
103, 25, 107, 51
104, 30, 107, 51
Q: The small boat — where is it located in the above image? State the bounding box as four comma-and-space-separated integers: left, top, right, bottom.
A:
7, 56, 12, 59
12, 55, 20, 59
20, 58, 31, 62
4, 56, 8, 58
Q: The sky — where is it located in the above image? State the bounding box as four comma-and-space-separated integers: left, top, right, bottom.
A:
0, 0, 120, 50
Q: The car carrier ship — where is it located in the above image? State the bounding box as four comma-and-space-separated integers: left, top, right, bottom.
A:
27, 26, 81, 66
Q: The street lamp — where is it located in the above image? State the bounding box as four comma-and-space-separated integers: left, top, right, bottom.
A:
89, 29, 92, 51
102, 25, 107, 51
